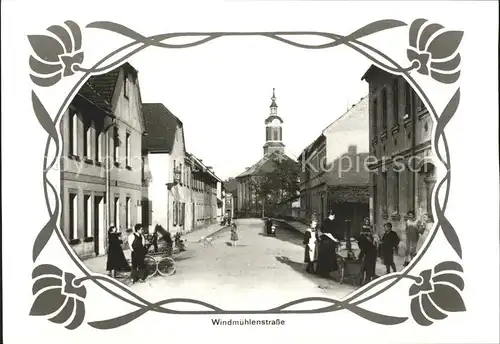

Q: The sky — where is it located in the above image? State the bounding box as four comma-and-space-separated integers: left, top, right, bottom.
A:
129, 36, 370, 181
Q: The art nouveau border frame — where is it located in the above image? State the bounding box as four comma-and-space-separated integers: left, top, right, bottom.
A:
28, 18, 466, 330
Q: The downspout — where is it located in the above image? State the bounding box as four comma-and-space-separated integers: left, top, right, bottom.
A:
103, 116, 116, 241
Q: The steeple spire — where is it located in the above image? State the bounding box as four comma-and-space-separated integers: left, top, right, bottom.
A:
270, 88, 278, 109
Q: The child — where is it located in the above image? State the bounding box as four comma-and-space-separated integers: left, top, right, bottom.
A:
381, 222, 400, 274
230, 222, 239, 247
303, 220, 318, 273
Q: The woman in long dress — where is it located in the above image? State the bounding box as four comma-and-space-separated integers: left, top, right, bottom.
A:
303, 220, 318, 273
106, 226, 130, 278
404, 211, 421, 266
416, 214, 433, 253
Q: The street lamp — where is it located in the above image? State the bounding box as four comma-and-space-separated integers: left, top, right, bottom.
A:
166, 167, 181, 190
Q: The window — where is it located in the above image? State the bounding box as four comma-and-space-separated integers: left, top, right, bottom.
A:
173, 201, 178, 226
180, 163, 183, 184
84, 120, 92, 159
124, 74, 130, 99
393, 79, 399, 124
179, 203, 185, 226
382, 171, 388, 213
126, 197, 131, 229
372, 98, 378, 134
394, 170, 400, 213
405, 82, 412, 117
114, 197, 120, 229
125, 132, 131, 167
415, 92, 423, 111
84, 195, 91, 237
69, 110, 78, 156
381, 88, 388, 130
113, 127, 120, 164
69, 193, 77, 240
95, 131, 102, 163
273, 128, 279, 141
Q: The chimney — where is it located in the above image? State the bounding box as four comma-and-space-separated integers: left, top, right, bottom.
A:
348, 145, 357, 156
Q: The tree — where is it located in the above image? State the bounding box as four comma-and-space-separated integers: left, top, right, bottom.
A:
250, 157, 300, 217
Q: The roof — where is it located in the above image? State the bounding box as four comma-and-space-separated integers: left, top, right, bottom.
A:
76, 82, 113, 114
236, 151, 296, 178
264, 115, 284, 124
189, 153, 222, 183
322, 95, 369, 134
361, 64, 382, 81
142, 103, 183, 153
85, 62, 138, 107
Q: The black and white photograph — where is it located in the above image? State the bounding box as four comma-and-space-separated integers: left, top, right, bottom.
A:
2, 1, 499, 344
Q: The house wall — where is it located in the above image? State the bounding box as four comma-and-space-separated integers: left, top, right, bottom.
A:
366, 69, 436, 254
60, 67, 144, 260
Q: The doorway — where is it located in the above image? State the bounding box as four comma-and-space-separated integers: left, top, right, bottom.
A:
192, 202, 195, 230
94, 196, 104, 256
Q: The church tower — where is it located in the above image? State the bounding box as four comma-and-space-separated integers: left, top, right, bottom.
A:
263, 88, 285, 156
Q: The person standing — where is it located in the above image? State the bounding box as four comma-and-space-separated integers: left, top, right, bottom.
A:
230, 222, 239, 247
357, 231, 378, 284
303, 220, 318, 273
128, 224, 147, 283
316, 211, 341, 278
404, 211, 421, 266
381, 222, 400, 274
416, 213, 433, 253
106, 226, 130, 278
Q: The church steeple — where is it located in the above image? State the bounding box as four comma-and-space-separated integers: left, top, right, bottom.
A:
263, 88, 285, 156
270, 88, 278, 114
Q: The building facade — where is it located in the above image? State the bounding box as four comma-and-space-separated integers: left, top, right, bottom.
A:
362, 65, 436, 251
189, 154, 222, 229
142, 103, 193, 233
299, 96, 370, 237
60, 63, 145, 259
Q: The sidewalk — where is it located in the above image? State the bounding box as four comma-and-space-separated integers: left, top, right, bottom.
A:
274, 218, 406, 276
83, 223, 230, 276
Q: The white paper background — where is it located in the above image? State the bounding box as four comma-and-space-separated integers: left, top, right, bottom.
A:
1, 1, 499, 343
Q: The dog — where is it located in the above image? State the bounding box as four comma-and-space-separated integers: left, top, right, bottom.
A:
199, 236, 214, 247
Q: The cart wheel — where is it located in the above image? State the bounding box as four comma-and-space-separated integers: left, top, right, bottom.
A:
157, 257, 176, 276
144, 255, 157, 279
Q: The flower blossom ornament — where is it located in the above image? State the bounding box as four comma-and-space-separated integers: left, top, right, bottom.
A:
407, 18, 463, 84
409, 261, 466, 326
28, 21, 84, 87
30, 264, 87, 329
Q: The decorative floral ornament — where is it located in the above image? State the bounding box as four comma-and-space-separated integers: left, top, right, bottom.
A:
28, 21, 84, 87
407, 18, 463, 84
30, 264, 87, 329
409, 261, 466, 326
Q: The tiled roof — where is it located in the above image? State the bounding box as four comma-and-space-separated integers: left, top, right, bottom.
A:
76, 82, 113, 114
142, 103, 183, 153
84, 62, 138, 108
86, 68, 120, 106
